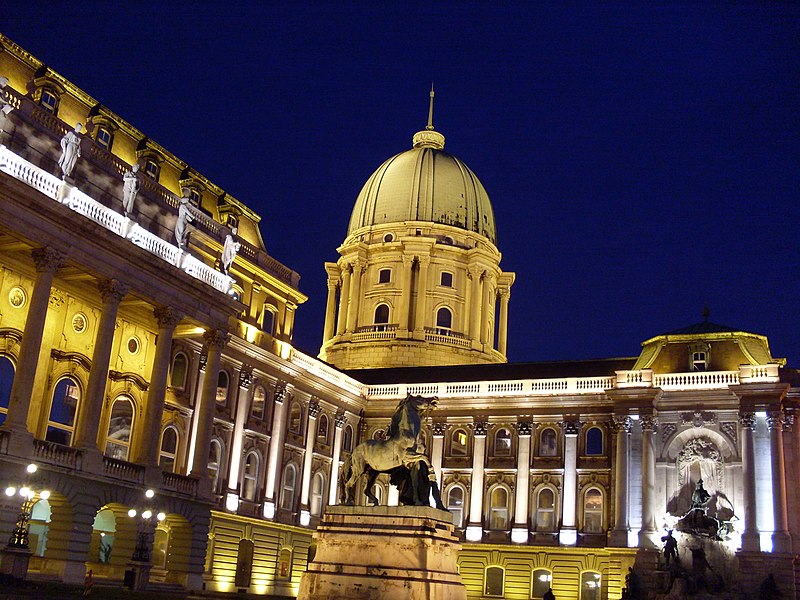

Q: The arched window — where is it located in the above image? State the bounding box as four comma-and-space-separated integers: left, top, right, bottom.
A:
532, 569, 553, 599
343, 425, 354, 452
289, 402, 302, 434
170, 352, 188, 389
29, 498, 51, 558
488, 486, 509, 530
251, 385, 266, 420
539, 427, 557, 457
374, 304, 389, 330
586, 426, 603, 455
216, 370, 229, 404
436, 307, 452, 333
262, 307, 277, 335
446, 485, 465, 528
235, 538, 254, 588
105, 396, 134, 460
583, 488, 603, 533
208, 440, 222, 493
317, 414, 329, 446
39, 88, 59, 114
280, 464, 297, 511
580, 571, 602, 600
484, 566, 504, 597
0, 356, 15, 426
310, 472, 325, 517
153, 525, 170, 569
92, 508, 116, 564
159, 426, 179, 473
451, 429, 468, 456
277, 547, 292, 579
378, 268, 391, 284
46, 377, 80, 445
535, 488, 555, 532
242, 452, 259, 501
494, 428, 511, 456
144, 159, 160, 182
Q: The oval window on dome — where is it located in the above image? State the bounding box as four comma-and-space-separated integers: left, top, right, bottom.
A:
383, 233, 394, 243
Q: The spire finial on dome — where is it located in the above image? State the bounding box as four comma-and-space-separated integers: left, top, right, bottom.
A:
413, 84, 445, 150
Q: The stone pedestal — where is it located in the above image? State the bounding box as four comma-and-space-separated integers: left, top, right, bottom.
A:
0, 546, 32, 580
298, 505, 466, 600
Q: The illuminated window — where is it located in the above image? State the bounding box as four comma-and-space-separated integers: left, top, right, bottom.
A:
586, 427, 603, 455
532, 569, 553, 599
46, 377, 80, 446
29, 498, 51, 558
241, 452, 259, 501
343, 425, 354, 452
440, 272, 453, 287
692, 351, 708, 372
0, 356, 15, 426
583, 489, 603, 533
317, 414, 329, 446
539, 427, 558, 457
378, 268, 391, 283
226, 214, 239, 229
488, 486, 509, 530
144, 159, 159, 181
580, 571, 602, 600
91, 508, 115, 564
170, 352, 188, 389
96, 127, 113, 150
310, 472, 325, 517
159, 426, 178, 473
451, 429, 468, 456
494, 428, 511, 456
208, 440, 222, 493
436, 307, 452, 333
105, 396, 134, 460
535, 488, 555, 532
251, 385, 266, 420
289, 402, 302, 434
447, 486, 464, 528
216, 370, 229, 404
39, 90, 58, 114
484, 566, 504, 597
277, 548, 292, 579
280, 464, 297, 511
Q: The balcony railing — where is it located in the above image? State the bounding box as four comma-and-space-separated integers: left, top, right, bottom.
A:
33, 439, 82, 469
163, 471, 199, 496
352, 324, 398, 342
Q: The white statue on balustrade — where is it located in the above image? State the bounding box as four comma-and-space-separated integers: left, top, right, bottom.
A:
58, 123, 82, 178
175, 187, 204, 250
122, 164, 140, 217
0, 76, 13, 121
220, 227, 240, 275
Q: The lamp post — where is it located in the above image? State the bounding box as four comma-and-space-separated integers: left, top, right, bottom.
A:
125, 488, 165, 591
1, 463, 49, 580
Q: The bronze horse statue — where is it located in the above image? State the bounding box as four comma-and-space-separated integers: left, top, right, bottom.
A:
339, 395, 445, 509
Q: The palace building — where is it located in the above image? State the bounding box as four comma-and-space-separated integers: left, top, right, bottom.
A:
0, 34, 798, 599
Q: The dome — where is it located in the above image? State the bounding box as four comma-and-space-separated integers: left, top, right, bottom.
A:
346, 129, 498, 244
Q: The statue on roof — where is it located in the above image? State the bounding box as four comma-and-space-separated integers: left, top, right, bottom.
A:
58, 123, 82, 178
220, 227, 241, 276
175, 187, 204, 250
122, 164, 140, 217
0, 77, 13, 120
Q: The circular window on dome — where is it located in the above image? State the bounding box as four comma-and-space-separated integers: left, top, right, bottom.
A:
72, 313, 87, 334
383, 233, 394, 243
127, 336, 140, 355
8, 287, 26, 308
443, 236, 454, 245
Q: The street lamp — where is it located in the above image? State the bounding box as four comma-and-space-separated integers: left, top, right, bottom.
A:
124, 489, 165, 590
1, 463, 49, 580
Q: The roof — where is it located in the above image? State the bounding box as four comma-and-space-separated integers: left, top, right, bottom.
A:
661, 321, 757, 336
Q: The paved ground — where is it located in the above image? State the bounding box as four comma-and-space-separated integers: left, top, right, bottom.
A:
0, 581, 287, 600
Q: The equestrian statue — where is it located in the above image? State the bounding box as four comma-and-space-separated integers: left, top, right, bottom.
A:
339, 394, 445, 509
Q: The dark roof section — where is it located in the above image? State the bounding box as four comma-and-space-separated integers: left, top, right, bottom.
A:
346, 357, 638, 385
661, 321, 757, 336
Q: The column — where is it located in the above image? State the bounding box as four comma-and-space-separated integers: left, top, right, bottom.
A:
468, 266, 483, 341
73, 279, 129, 451
413, 257, 430, 334
2, 247, 64, 433
638, 415, 658, 548
739, 412, 759, 551
609, 416, 632, 547
466, 421, 487, 542
322, 278, 338, 343
300, 400, 320, 525
512, 422, 532, 543
497, 290, 510, 355
767, 411, 791, 552
225, 367, 253, 504
559, 420, 580, 545
431, 423, 445, 485
189, 329, 229, 484
328, 413, 346, 505
132, 306, 183, 465
480, 272, 495, 345
263, 385, 288, 518
336, 265, 350, 335
397, 255, 414, 335
345, 261, 363, 333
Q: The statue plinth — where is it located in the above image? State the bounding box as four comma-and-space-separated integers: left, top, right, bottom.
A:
298, 505, 466, 600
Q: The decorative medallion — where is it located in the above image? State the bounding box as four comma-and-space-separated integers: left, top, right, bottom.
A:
8, 286, 26, 308
127, 336, 140, 355
72, 312, 87, 333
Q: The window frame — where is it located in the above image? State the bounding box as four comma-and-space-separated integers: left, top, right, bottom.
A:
533, 486, 557, 532
484, 565, 505, 598
39, 89, 59, 114
538, 427, 558, 457
169, 351, 189, 390
493, 427, 512, 457
446, 484, 465, 529
378, 268, 391, 284
104, 395, 135, 461
96, 126, 114, 150
46, 376, 81, 446
582, 487, 604, 533
144, 159, 160, 182
450, 428, 469, 457
241, 451, 260, 501
440, 271, 454, 287
159, 425, 179, 473
487, 485, 510, 531
280, 463, 297, 511
310, 471, 325, 517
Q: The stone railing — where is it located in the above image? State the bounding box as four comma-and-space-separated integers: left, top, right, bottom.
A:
424, 327, 471, 348
0, 144, 234, 295
290, 348, 365, 395
162, 471, 199, 496
32, 439, 82, 469
654, 371, 739, 390
103, 456, 145, 484
352, 324, 398, 342
739, 363, 781, 382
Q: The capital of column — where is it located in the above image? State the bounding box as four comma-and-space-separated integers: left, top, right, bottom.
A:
611, 415, 633, 434
239, 367, 253, 390
766, 410, 786, 431
560, 420, 583, 436
783, 413, 795, 432
203, 328, 230, 350
347, 258, 365, 274
401, 254, 415, 267
640, 415, 659, 432
472, 421, 488, 437
739, 412, 757, 430
98, 279, 130, 305
467, 265, 484, 279
153, 305, 183, 330
307, 399, 321, 419
483, 271, 497, 285
31, 247, 66, 272
498, 287, 510, 300
515, 421, 532, 437
334, 413, 347, 429
274, 384, 288, 404
431, 422, 448, 436
326, 279, 340, 291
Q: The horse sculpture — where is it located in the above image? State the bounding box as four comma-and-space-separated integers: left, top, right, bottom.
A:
339, 394, 445, 509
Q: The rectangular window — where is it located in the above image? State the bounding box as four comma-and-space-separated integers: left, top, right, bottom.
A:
144, 160, 159, 181
40, 90, 58, 114
440, 272, 453, 287
379, 268, 391, 283
96, 128, 113, 150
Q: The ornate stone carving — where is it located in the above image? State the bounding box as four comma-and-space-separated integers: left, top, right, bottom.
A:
307, 399, 321, 419
31, 247, 65, 272
472, 421, 488, 437
203, 329, 230, 350
238, 367, 253, 390
515, 421, 532, 436
610, 416, 632, 434
48, 289, 65, 309
560, 420, 582, 436
640, 415, 658, 432
677, 437, 723, 489
739, 412, 757, 430
681, 411, 716, 427
719, 421, 738, 445
783, 413, 794, 432
154, 305, 183, 330
766, 411, 785, 431
431, 422, 447, 436
98, 279, 130, 305
198, 352, 207, 372
335, 413, 347, 429
661, 423, 677, 443
273, 384, 287, 404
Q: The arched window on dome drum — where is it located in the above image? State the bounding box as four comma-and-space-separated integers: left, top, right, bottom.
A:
0, 356, 15, 426
46, 377, 80, 446
374, 304, 390, 331
105, 396, 134, 460
262, 306, 277, 336
436, 307, 452, 334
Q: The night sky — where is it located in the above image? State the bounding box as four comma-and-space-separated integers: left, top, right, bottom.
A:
3, 3, 799, 366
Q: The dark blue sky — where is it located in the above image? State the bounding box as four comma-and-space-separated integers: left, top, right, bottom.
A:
4, 2, 799, 365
